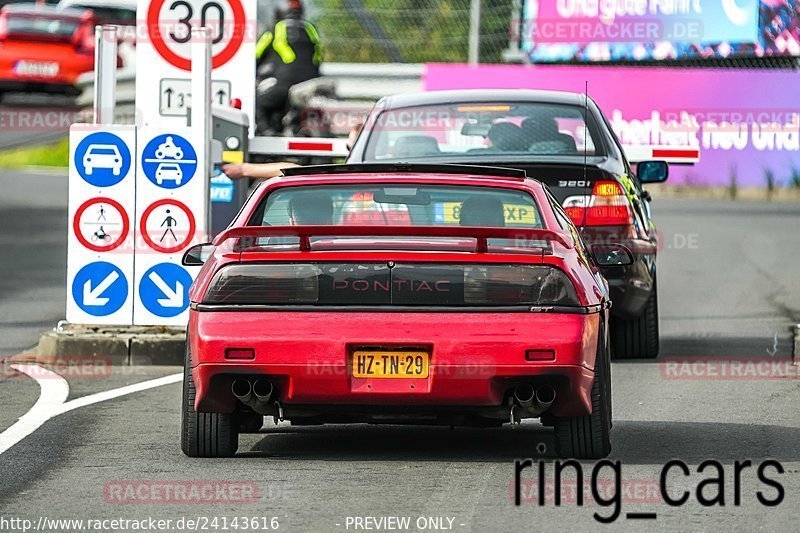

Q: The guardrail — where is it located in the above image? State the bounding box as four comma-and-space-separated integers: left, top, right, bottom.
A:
75, 63, 425, 125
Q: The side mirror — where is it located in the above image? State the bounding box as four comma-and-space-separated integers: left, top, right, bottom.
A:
182, 243, 214, 266
590, 244, 634, 267
637, 160, 669, 183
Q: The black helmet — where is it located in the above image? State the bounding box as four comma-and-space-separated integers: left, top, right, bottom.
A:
275, 0, 303, 20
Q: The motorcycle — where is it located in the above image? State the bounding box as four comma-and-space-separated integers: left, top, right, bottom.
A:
255, 76, 336, 138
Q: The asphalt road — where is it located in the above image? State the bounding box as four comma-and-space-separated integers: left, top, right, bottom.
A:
0, 170, 798, 532
0, 94, 76, 150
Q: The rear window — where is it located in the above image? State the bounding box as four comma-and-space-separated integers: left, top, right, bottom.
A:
7, 15, 80, 36
252, 184, 542, 229
66, 5, 135, 23
362, 102, 604, 161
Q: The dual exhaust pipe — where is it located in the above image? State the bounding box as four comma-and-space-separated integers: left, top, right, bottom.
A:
512, 383, 556, 417
232, 378, 274, 412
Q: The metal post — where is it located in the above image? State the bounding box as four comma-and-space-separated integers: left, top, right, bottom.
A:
468, 0, 481, 65
191, 27, 213, 236
93, 25, 118, 124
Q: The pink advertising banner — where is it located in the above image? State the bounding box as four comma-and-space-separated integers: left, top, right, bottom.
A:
423, 64, 800, 187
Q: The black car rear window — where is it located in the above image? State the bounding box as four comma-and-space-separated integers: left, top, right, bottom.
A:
362, 102, 606, 161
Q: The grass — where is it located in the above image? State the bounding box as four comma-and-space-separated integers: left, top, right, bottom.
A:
0, 136, 69, 168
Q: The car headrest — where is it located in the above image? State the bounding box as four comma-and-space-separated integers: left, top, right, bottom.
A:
393, 135, 441, 158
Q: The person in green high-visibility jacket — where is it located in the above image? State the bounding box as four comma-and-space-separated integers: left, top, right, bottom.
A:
255, 0, 322, 134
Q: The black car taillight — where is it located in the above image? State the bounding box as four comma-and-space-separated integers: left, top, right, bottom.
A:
202, 263, 580, 307
463, 265, 580, 306
204, 264, 321, 304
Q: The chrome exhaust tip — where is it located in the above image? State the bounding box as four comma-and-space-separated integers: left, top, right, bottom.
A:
534, 384, 556, 409
513, 383, 535, 409
252, 379, 274, 403
231, 379, 253, 404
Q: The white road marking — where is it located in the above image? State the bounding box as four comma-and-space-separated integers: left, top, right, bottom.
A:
0, 365, 68, 455
0, 364, 181, 455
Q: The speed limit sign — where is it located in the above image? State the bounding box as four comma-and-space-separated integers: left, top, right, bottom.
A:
135, 0, 255, 129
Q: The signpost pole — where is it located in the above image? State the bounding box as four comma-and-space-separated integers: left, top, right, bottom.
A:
468, 0, 481, 65
191, 27, 213, 235
93, 25, 118, 125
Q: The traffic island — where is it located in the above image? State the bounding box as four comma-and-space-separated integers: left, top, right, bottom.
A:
35, 323, 186, 366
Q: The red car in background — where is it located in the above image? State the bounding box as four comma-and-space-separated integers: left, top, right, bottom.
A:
181, 164, 634, 459
0, 4, 97, 97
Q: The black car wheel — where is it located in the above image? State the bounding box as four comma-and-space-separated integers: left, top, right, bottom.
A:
181, 344, 238, 458
554, 328, 612, 459
611, 273, 659, 360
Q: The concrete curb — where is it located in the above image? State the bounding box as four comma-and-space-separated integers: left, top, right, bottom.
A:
36, 324, 186, 366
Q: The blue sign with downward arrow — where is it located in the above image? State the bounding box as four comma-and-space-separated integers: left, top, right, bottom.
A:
139, 263, 193, 317
72, 262, 128, 316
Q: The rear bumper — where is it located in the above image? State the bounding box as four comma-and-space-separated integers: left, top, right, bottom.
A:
604, 257, 653, 318
0, 79, 80, 95
189, 310, 601, 418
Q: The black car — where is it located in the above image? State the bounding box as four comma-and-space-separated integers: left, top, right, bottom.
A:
347, 89, 671, 359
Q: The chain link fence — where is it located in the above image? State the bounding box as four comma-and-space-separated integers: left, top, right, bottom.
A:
257, 0, 800, 68
307, 0, 515, 63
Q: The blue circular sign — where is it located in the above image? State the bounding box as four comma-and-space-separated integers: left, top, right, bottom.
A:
72, 262, 128, 316
139, 263, 193, 317
74, 132, 131, 187
141, 134, 197, 189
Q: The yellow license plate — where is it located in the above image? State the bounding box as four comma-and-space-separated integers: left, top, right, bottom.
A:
352, 351, 429, 379
440, 202, 536, 225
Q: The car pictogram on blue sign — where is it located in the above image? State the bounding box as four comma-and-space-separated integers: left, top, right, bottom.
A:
74, 132, 132, 187
141, 134, 197, 189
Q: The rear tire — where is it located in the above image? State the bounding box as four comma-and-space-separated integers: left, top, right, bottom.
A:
611, 273, 659, 360
554, 329, 612, 459
181, 345, 238, 457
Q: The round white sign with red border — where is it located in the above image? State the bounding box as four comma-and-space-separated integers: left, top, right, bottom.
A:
140, 198, 196, 253
73, 197, 130, 252
146, 0, 246, 71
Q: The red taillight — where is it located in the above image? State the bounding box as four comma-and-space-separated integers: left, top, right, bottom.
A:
73, 20, 96, 54
225, 348, 255, 360
525, 349, 555, 361
0, 13, 7, 42
562, 180, 633, 227
230, 98, 242, 109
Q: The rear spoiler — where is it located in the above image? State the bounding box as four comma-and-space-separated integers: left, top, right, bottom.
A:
623, 145, 700, 165
249, 136, 700, 166
213, 225, 572, 252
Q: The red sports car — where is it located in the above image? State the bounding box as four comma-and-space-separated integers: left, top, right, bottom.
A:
0, 4, 98, 97
181, 164, 632, 459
